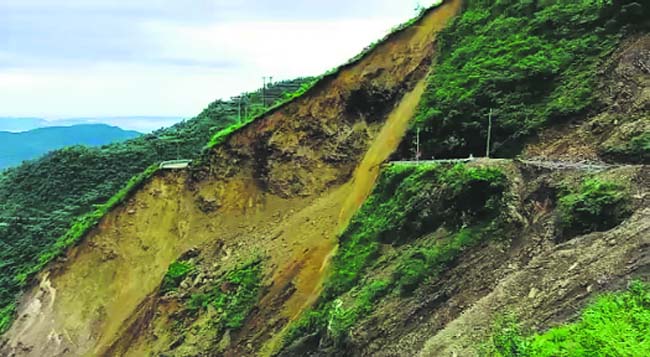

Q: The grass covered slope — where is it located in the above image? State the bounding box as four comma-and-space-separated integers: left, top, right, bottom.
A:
557, 177, 631, 239
398, 0, 649, 159
0, 78, 311, 333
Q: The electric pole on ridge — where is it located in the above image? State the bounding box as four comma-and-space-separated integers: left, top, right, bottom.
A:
416, 127, 421, 163
262, 76, 267, 108
238, 96, 242, 124
486, 108, 493, 158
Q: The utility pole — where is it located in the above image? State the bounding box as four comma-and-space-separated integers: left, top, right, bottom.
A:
243, 94, 248, 119
238, 96, 242, 124
416, 127, 421, 163
262, 76, 267, 108
486, 108, 493, 158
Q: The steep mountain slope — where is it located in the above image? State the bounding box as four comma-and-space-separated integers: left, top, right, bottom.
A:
398, 0, 649, 163
524, 33, 650, 164
277, 1, 650, 355
0, 78, 311, 334
1, 1, 648, 356
0, 2, 463, 356
289, 161, 648, 357
0, 124, 141, 170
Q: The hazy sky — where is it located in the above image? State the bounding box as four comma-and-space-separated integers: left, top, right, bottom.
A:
0, 0, 434, 119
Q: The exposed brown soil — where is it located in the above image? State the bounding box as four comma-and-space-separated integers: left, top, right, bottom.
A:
3, 3, 646, 357
0, 2, 463, 356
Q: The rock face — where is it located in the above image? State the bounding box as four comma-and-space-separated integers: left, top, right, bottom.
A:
0, 2, 463, 356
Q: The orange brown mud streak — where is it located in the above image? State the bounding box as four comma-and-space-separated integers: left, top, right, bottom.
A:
256, 3, 463, 353
253, 77, 429, 356
0, 2, 462, 356
338, 78, 427, 229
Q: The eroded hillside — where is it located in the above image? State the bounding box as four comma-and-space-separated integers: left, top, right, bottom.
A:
285, 160, 649, 356
2, 0, 649, 356
0, 1, 463, 356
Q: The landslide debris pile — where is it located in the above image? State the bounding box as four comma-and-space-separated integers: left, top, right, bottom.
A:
0, 78, 312, 334
0, 2, 462, 356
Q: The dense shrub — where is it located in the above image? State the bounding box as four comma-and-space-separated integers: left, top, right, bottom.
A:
325, 164, 506, 299
399, 0, 635, 159
326, 279, 392, 345
558, 177, 631, 238
0, 303, 14, 334
485, 314, 530, 357
394, 228, 482, 294
485, 281, 650, 357
187, 260, 262, 330
161, 260, 196, 293
603, 133, 650, 164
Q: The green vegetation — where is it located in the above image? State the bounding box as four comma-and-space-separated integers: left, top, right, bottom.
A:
603, 132, 650, 164
325, 164, 506, 299
278, 79, 319, 103
400, 0, 645, 159
484, 281, 650, 356
324, 279, 392, 344
18, 165, 159, 285
558, 177, 631, 238
485, 314, 529, 357
161, 260, 196, 293
0, 303, 14, 334
187, 260, 262, 330
394, 227, 482, 294
285, 164, 508, 347
206, 78, 318, 149
0, 2, 449, 335
0, 78, 311, 334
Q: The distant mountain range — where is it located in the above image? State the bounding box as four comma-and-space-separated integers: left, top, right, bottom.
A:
0, 116, 184, 133
0, 124, 141, 169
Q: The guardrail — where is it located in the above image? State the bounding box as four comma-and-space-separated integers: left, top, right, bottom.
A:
159, 160, 192, 170
388, 158, 478, 165
387, 158, 625, 172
